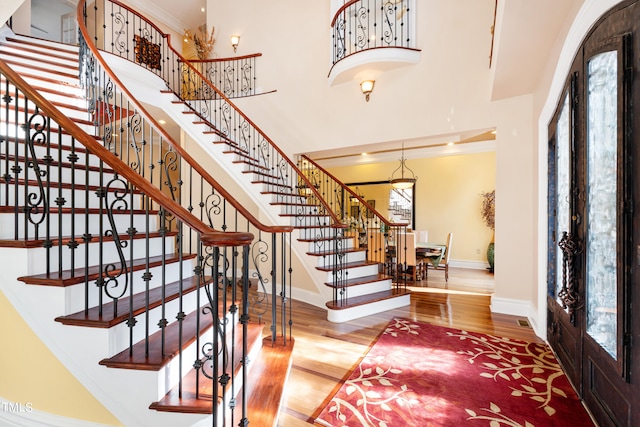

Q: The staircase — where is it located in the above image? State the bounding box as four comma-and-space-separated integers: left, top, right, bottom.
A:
1, 0, 413, 423
0, 32, 293, 427
86, 5, 411, 323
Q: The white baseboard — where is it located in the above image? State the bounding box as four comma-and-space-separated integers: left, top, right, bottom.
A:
449, 259, 490, 270
0, 398, 115, 427
490, 296, 531, 318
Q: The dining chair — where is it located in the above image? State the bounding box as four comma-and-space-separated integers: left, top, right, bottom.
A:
426, 232, 453, 282
396, 232, 421, 282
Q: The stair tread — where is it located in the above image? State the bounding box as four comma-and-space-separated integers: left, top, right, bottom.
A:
306, 247, 365, 257
0, 40, 79, 64
55, 275, 205, 328
0, 57, 78, 80
0, 153, 113, 174
98, 299, 233, 371
238, 337, 294, 426
0, 177, 145, 195
315, 259, 379, 272
150, 334, 292, 421
149, 324, 263, 412
0, 206, 159, 215
324, 273, 392, 288
0, 230, 177, 249
17, 253, 197, 287
0, 51, 78, 71
5, 37, 79, 55
325, 288, 411, 310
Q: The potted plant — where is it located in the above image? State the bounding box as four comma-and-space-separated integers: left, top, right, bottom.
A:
481, 190, 495, 272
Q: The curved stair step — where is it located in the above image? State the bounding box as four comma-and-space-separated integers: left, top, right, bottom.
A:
17, 253, 197, 287
325, 288, 410, 310
54, 275, 208, 328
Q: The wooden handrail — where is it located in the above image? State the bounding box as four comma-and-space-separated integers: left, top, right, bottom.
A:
77, 0, 340, 227
184, 53, 263, 63
331, 0, 359, 27
300, 155, 408, 228
76, 0, 292, 235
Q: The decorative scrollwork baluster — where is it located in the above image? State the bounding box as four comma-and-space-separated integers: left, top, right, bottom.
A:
250, 237, 270, 322
335, 18, 347, 60
382, 1, 398, 45
112, 11, 127, 55
355, 7, 369, 49
240, 62, 252, 97
127, 113, 143, 173
162, 147, 179, 201
102, 174, 130, 303
223, 64, 234, 98
25, 108, 48, 235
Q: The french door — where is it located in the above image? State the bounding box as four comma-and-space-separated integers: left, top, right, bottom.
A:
547, 2, 640, 426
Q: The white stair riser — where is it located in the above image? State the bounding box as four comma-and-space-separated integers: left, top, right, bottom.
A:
0, 85, 90, 121
24, 235, 177, 273
306, 238, 356, 253
312, 249, 366, 269
63, 258, 199, 314
6, 163, 113, 186
279, 203, 319, 216
0, 80, 86, 108
0, 43, 78, 64
325, 263, 379, 282
297, 225, 335, 241
327, 294, 412, 323
343, 279, 392, 298
0, 212, 158, 239
3, 142, 103, 169
0, 120, 98, 139
1, 185, 145, 210
107, 287, 211, 356
155, 308, 247, 398
0, 56, 79, 85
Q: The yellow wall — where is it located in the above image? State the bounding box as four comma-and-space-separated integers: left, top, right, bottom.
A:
0, 290, 122, 426
327, 151, 496, 265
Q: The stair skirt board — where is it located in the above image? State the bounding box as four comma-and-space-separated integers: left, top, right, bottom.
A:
327, 293, 411, 323
0, 397, 117, 427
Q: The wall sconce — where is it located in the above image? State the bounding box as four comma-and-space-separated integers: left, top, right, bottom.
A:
360, 80, 375, 102
230, 35, 240, 52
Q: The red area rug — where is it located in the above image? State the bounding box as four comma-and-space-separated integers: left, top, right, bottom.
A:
315, 318, 594, 427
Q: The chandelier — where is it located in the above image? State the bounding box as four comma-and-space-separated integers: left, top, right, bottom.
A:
389, 144, 417, 189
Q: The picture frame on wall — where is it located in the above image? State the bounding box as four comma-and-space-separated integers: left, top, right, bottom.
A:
366, 200, 375, 218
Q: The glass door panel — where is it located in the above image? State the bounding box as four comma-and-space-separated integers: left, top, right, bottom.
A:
555, 93, 571, 311
585, 50, 617, 358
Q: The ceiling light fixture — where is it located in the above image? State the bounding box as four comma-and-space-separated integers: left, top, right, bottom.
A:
360, 80, 375, 102
389, 143, 417, 189
230, 35, 240, 52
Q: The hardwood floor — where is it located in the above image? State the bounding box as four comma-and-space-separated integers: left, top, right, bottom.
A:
266, 267, 543, 427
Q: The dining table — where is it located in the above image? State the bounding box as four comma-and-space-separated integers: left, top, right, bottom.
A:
416, 242, 446, 267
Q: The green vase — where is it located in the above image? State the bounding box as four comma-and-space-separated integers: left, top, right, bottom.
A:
487, 242, 495, 273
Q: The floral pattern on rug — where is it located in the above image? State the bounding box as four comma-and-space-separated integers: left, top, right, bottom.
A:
315, 318, 594, 427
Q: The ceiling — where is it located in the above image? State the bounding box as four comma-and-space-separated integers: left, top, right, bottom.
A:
130, 0, 583, 165
129, 0, 208, 32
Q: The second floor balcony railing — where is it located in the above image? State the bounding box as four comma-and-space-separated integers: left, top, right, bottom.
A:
331, 0, 415, 66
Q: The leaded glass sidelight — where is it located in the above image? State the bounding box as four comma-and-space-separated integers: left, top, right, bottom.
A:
555, 93, 571, 310
585, 50, 617, 358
